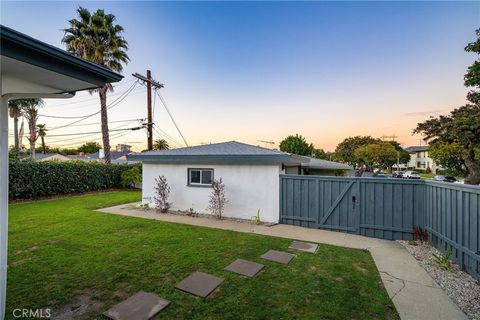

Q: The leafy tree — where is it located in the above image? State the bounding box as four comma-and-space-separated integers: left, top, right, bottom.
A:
22, 99, 44, 158
78, 141, 102, 154
63, 7, 129, 163
279, 134, 314, 156
313, 148, 328, 160
428, 142, 469, 177
415, 28, 480, 185
354, 142, 398, 172
8, 100, 25, 151
153, 139, 170, 150
36, 124, 47, 154
386, 141, 410, 166
335, 136, 380, 165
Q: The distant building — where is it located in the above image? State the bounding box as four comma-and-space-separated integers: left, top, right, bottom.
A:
116, 144, 132, 153
404, 146, 440, 172
33, 153, 71, 162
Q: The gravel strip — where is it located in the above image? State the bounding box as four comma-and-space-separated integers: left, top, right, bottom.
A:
399, 240, 480, 320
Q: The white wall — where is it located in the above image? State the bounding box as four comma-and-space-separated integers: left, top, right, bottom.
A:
142, 163, 282, 223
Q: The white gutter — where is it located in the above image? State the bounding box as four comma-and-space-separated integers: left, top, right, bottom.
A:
0, 92, 74, 320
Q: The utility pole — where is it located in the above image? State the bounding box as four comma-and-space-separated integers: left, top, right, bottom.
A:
132, 70, 164, 150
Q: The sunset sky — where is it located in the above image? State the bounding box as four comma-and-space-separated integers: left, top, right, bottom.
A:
2, 1, 479, 151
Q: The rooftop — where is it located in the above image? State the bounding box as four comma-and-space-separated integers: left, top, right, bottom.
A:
405, 146, 428, 153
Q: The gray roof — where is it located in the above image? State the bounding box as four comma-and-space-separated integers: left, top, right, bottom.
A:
405, 146, 428, 153
89, 151, 131, 160
128, 141, 292, 164
33, 153, 64, 160
293, 155, 352, 170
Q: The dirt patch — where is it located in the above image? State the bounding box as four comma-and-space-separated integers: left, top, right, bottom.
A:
51, 294, 103, 320
10, 257, 32, 266
309, 265, 317, 271
353, 263, 369, 275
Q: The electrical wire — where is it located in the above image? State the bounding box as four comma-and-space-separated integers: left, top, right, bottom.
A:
153, 124, 182, 147
155, 91, 188, 146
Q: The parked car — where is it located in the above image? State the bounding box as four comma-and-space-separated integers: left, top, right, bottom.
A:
454, 179, 465, 184
392, 171, 404, 178
434, 175, 456, 183
403, 171, 421, 179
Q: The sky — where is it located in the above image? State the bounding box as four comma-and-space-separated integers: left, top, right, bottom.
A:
1, 1, 479, 152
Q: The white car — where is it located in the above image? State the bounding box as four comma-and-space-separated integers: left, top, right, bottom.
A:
403, 171, 421, 179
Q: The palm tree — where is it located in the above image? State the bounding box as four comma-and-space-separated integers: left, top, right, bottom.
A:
153, 139, 170, 150
22, 99, 44, 158
8, 100, 24, 151
36, 124, 47, 154
62, 7, 129, 163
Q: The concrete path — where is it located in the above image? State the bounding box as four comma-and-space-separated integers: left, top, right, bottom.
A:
98, 204, 467, 320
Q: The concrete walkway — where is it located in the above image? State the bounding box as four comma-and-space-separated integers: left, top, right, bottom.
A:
98, 204, 467, 320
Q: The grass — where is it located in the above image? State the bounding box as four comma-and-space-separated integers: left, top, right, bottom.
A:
7, 191, 398, 319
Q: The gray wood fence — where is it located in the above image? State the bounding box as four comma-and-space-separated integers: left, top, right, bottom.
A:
279, 175, 480, 279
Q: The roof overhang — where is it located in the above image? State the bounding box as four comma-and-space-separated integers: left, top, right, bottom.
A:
1, 24, 123, 97
127, 154, 293, 165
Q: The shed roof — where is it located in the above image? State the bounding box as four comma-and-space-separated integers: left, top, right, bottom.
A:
404, 146, 428, 153
128, 141, 293, 164
292, 155, 352, 170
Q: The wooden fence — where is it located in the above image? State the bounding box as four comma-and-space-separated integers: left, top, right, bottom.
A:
279, 175, 480, 280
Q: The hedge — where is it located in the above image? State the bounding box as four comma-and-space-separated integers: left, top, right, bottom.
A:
9, 160, 132, 200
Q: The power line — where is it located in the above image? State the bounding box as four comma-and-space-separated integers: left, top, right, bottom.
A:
155, 91, 188, 147
152, 124, 182, 147
46, 126, 142, 138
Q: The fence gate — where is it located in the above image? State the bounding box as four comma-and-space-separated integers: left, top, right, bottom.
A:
279, 176, 359, 233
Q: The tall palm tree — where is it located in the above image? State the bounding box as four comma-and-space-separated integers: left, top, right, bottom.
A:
8, 100, 24, 151
62, 7, 129, 163
22, 99, 44, 158
153, 139, 170, 150
36, 124, 47, 154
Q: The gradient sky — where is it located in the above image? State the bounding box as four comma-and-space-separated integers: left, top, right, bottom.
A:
2, 1, 479, 151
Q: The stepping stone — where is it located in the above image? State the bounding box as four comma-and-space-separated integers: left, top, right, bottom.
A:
224, 259, 264, 277
289, 240, 318, 253
103, 291, 170, 320
175, 271, 224, 298
261, 250, 294, 264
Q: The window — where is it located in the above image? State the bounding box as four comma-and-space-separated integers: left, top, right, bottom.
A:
188, 168, 214, 186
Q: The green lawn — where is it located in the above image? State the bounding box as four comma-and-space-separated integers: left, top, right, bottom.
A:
7, 191, 398, 319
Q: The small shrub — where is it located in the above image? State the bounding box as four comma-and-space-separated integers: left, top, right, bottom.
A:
154, 175, 171, 213
413, 226, 429, 243
207, 178, 228, 219
121, 165, 141, 188
432, 249, 452, 270
186, 208, 198, 217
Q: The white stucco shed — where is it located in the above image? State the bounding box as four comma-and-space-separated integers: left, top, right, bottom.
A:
128, 141, 294, 223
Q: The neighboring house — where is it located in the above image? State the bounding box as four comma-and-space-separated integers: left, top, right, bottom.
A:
128, 141, 351, 223
33, 153, 71, 162
404, 146, 440, 172
81, 149, 136, 164
285, 155, 352, 175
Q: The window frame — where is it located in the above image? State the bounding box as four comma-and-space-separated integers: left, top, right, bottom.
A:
187, 168, 214, 187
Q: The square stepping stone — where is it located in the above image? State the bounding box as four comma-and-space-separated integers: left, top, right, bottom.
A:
261, 250, 294, 264
175, 271, 224, 298
288, 240, 318, 253
224, 259, 264, 277
103, 291, 170, 320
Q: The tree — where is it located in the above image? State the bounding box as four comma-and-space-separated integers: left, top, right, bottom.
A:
22, 99, 44, 158
335, 136, 380, 165
279, 134, 314, 156
428, 142, 469, 177
354, 142, 398, 172
63, 7, 129, 163
78, 141, 102, 154
414, 28, 480, 185
207, 178, 228, 219
121, 165, 142, 188
386, 141, 410, 167
36, 124, 47, 154
313, 148, 328, 160
8, 100, 25, 151
153, 139, 170, 150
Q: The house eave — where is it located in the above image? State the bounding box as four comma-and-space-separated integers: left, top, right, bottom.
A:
127, 154, 293, 165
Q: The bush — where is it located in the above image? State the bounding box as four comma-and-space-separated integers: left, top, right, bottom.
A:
121, 164, 142, 188
9, 160, 131, 200
207, 178, 228, 219
154, 175, 171, 212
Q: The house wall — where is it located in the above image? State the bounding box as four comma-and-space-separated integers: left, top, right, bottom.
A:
142, 163, 282, 223
407, 151, 440, 172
